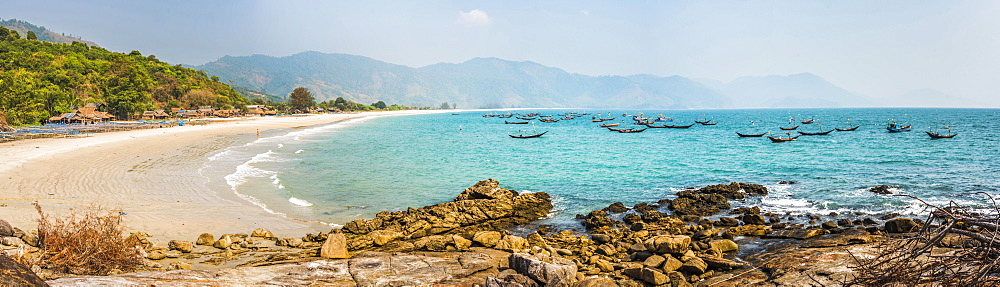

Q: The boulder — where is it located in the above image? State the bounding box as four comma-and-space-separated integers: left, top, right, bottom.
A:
1, 237, 23, 247
623, 267, 668, 285
643, 254, 665, 268
250, 228, 274, 238
213, 235, 233, 249
147, 250, 167, 260
717, 217, 740, 227
604, 202, 629, 213
869, 185, 892, 195
196, 233, 215, 245
508, 253, 577, 286
661, 254, 683, 272
473, 231, 503, 247
285, 238, 304, 248
766, 229, 827, 240
169, 262, 192, 270
320, 232, 349, 259
487, 269, 540, 287
669, 193, 730, 216
494, 235, 529, 252
739, 214, 766, 225
367, 230, 403, 246
576, 277, 618, 287
708, 239, 739, 253
168, 240, 194, 253
700, 255, 745, 271
698, 182, 769, 199
0, 253, 47, 286
19, 233, 38, 247
885, 218, 918, 233
679, 257, 707, 275
644, 235, 691, 254
0, 220, 12, 237
454, 178, 518, 201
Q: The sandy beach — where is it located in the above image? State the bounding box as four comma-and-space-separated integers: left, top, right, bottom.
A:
0, 110, 454, 244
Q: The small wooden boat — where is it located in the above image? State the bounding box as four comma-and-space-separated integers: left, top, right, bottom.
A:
886, 124, 911, 132
516, 117, 536, 120
926, 131, 957, 139
646, 125, 669, 128
700, 122, 718, 125
780, 126, 799, 130
768, 135, 799, 142
616, 128, 647, 133
599, 123, 620, 127
509, 131, 547, 138
835, 126, 859, 131
736, 132, 768, 137
539, 119, 559, 123
482, 114, 498, 118
801, 119, 815, 124
798, 130, 834, 135
505, 121, 530, 124
562, 117, 574, 120
607, 127, 627, 132
634, 120, 655, 125
664, 124, 694, 129
694, 120, 710, 124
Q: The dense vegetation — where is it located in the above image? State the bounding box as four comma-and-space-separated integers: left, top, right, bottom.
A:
0, 26, 248, 125
0, 18, 96, 45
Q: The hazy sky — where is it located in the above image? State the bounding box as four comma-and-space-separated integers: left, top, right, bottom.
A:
6, 0, 999, 106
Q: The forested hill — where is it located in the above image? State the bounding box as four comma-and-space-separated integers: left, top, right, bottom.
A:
0, 18, 96, 46
0, 26, 248, 126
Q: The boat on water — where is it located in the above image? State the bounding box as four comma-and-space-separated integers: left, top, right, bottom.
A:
505, 121, 530, 124
516, 117, 536, 120
700, 122, 718, 125
780, 126, 799, 130
616, 128, 647, 133
798, 130, 834, 135
926, 125, 957, 139
801, 119, 815, 124
926, 131, 957, 139
539, 119, 559, 123
886, 120, 912, 132
509, 131, 547, 138
736, 132, 768, 137
768, 133, 799, 143
836, 126, 859, 131
599, 123, 620, 127
663, 124, 694, 129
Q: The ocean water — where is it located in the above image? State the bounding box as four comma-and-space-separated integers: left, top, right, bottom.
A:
203, 108, 1000, 228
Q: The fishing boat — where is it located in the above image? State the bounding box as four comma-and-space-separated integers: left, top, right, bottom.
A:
516, 116, 536, 120
664, 124, 694, 129
607, 127, 628, 132
616, 128, 647, 133
768, 133, 799, 143
798, 130, 834, 135
836, 126, 859, 131
736, 132, 768, 137
509, 131, 547, 138
539, 119, 559, 123
926, 125, 957, 139
780, 126, 799, 130
700, 121, 718, 125
482, 114, 498, 118
654, 115, 673, 122
801, 119, 815, 124
599, 123, 620, 127
505, 121, 530, 124
886, 120, 912, 132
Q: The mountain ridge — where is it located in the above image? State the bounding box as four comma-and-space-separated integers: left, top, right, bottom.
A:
194, 51, 871, 109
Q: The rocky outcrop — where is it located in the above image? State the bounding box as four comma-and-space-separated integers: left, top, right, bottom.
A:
342, 179, 553, 251
0, 219, 13, 237
496, 253, 577, 287
884, 218, 918, 233
668, 183, 769, 216
869, 185, 892, 194
0, 253, 47, 287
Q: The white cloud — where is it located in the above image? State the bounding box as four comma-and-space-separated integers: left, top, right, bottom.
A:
457, 9, 492, 26
580, 10, 590, 16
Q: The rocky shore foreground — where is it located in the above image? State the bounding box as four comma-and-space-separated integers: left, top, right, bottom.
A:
2, 179, 951, 286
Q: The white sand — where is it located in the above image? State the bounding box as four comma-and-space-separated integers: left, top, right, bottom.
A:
0, 110, 457, 243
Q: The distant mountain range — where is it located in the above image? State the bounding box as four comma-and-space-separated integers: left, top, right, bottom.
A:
0, 18, 96, 46
193, 51, 875, 109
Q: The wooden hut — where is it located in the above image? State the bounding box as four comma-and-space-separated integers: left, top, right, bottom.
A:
141, 110, 170, 120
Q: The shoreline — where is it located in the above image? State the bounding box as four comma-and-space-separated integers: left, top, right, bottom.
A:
0, 110, 458, 242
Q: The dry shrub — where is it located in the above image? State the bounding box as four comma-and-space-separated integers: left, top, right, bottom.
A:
33, 202, 143, 275
846, 194, 1000, 286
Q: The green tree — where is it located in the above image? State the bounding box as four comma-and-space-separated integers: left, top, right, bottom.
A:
372, 101, 387, 109
439, 102, 451, 109
288, 87, 315, 111
26, 30, 37, 40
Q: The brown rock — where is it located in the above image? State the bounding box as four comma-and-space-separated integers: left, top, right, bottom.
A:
250, 228, 274, 238
196, 233, 215, 245
494, 235, 529, 252
679, 257, 707, 275
700, 255, 745, 271
739, 214, 766, 225
623, 267, 668, 285
320, 232, 349, 259
577, 277, 618, 287
644, 235, 691, 254
213, 235, 233, 249
367, 230, 403, 246
604, 202, 629, 213
508, 253, 577, 286
0, 220, 13, 237
473, 231, 503, 247
885, 218, 918, 233
168, 240, 194, 253
869, 185, 892, 194
0, 253, 47, 286
708, 239, 738, 253
661, 254, 683, 272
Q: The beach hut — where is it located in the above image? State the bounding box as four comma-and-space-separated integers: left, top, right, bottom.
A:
65, 103, 115, 123
246, 105, 269, 116
141, 110, 170, 120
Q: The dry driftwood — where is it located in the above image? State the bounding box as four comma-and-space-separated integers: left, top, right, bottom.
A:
845, 193, 1000, 286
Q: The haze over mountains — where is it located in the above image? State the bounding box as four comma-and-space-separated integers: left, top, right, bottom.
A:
194, 52, 882, 109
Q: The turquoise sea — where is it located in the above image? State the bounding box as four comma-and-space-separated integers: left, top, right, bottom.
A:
203, 108, 1000, 229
